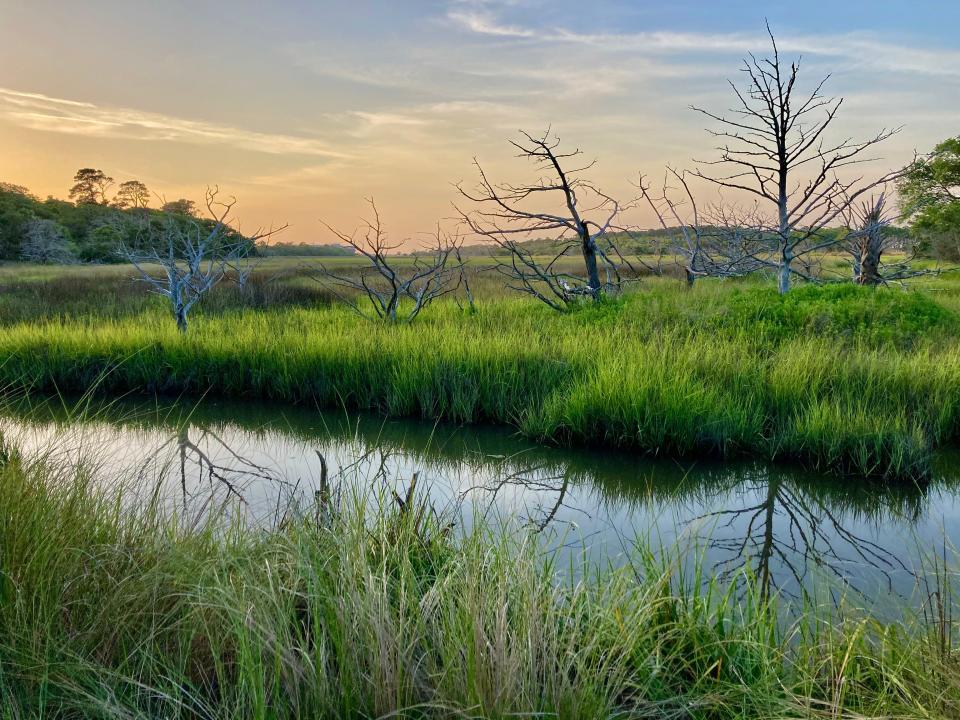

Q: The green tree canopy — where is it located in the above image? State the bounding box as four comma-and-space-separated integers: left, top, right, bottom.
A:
899, 137, 960, 234
113, 180, 150, 209
0, 183, 40, 258
68, 168, 114, 205
160, 198, 197, 216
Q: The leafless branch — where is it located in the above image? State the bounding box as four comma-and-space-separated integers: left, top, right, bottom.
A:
636, 168, 768, 285
311, 198, 460, 322
455, 128, 647, 310
120, 186, 281, 332
690, 22, 904, 292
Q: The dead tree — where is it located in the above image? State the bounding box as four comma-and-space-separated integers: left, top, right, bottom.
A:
450, 239, 477, 312
457, 129, 646, 310
225, 236, 271, 293
845, 193, 892, 285
838, 192, 938, 286
121, 187, 277, 333
20, 219, 76, 264
691, 24, 903, 293
637, 168, 767, 286
313, 199, 459, 322
226, 248, 261, 293
460, 463, 576, 533
225, 219, 285, 293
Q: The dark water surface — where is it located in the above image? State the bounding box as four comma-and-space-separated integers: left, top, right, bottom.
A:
2, 395, 958, 604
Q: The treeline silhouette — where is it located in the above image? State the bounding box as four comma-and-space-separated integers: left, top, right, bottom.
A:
0, 171, 351, 263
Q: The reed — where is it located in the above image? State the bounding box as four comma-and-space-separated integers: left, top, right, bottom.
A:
0, 442, 957, 718
2, 266, 959, 478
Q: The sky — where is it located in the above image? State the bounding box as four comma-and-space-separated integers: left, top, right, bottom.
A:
1, 0, 959, 245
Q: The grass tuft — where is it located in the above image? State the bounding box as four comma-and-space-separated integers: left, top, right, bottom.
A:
2, 266, 960, 479
0, 447, 958, 718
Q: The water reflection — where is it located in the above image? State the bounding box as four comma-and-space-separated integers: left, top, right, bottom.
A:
685, 469, 923, 598
1, 395, 956, 601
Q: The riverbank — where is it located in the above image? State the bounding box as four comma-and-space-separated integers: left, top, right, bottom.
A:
0, 444, 957, 718
2, 277, 960, 479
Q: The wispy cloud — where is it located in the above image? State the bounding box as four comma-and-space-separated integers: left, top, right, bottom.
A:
445, 6, 960, 78
0, 87, 349, 158
284, 46, 424, 90
446, 10, 536, 38
342, 100, 530, 139
351, 111, 427, 128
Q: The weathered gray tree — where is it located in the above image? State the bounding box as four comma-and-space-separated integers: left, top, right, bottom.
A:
692, 25, 902, 293
693, 468, 917, 601
225, 243, 263, 293
121, 187, 278, 332
313, 199, 459, 322
637, 168, 767, 286
841, 192, 934, 286
21, 219, 76, 264
457, 129, 643, 310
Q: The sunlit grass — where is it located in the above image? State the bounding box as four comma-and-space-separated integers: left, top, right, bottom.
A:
0, 439, 957, 718
1, 262, 960, 478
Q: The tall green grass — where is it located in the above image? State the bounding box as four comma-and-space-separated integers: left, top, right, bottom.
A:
2, 275, 960, 478
0, 443, 958, 718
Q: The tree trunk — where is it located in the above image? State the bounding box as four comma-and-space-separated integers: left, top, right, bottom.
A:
685, 266, 697, 287
777, 157, 791, 294
175, 304, 188, 333
857, 245, 882, 286
757, 478, 778, 602
777, 248, 792, 295
580, 228, 602, 299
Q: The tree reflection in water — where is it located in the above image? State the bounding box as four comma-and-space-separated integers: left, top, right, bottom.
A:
688, 468, 925, 599
0, 395, 950, 599
469, 456, 930, 598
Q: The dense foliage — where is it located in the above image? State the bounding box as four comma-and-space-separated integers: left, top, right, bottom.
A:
0, 181, 214, 263
257, 240, 356, 256
0, 180, 365, 263
899, 137, 960, 260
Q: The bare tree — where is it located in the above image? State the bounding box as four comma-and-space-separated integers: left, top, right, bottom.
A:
847, 193, 891, 285
457, 129, 645, 310
224, 219, 287, 294
225, 244, 263, 293
121, 187, 277, 333
841, 192, 937, 286
691, 24, 903, 293
463, 464, 574, 533
312, 199, 459, 322
693, 468, 919, 601
21, 219, 76, 264
450, 239, 477, 312
637, 168, 767, 286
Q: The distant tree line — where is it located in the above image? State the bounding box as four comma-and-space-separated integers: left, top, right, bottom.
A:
0, 170, 347, 264
257, 241, 355, 257
0, 171, 213, 263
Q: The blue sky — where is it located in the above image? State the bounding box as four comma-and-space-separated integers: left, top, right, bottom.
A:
1, 0, 958, 241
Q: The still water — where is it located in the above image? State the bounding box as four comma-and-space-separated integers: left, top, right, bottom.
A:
2, 396, 958, 604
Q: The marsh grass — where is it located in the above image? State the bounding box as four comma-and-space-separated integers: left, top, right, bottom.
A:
0, 434, 959, 719
2, 261, 960, 478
